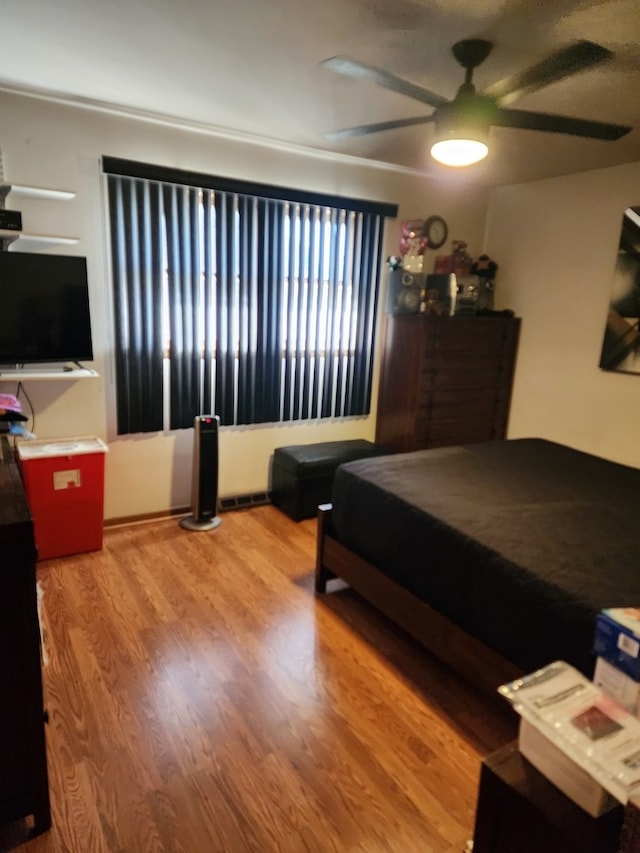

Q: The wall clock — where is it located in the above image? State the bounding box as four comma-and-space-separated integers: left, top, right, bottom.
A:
424, 215, 448, 250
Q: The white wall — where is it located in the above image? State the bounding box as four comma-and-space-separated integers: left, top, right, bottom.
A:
485, 161, 640, 467
0, 91, 489, 519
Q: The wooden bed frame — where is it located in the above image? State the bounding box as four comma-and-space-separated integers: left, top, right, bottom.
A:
315, 503, 522, 696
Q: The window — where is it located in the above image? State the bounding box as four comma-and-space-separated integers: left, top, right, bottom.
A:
103, 157, 397, 435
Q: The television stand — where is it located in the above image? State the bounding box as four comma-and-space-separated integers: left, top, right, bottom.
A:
0, 364, 99, 381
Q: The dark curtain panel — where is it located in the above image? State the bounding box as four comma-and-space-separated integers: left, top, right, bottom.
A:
235, 194, 254, 426
351, 213, 382, 416
201, 190, 216, 419
213, 191, 236, 425
309, 207, 328, 420
107, 175, 165, 435
255, 198, 285, 425
163, 183, 204, 430
104, 159, 391, 435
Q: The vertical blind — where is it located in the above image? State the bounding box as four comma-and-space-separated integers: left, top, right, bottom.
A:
104, 158, 397, 435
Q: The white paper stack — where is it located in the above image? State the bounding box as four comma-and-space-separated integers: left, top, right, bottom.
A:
500, 661, 640, 815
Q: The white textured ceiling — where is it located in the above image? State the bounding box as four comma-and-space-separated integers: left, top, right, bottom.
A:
2, 0, 640, 186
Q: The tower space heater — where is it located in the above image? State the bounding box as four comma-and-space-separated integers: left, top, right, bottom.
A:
180, 415, 222, 531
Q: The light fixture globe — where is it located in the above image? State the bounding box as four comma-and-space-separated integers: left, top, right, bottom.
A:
430, 94, 494, 168
431, 137, 488, 167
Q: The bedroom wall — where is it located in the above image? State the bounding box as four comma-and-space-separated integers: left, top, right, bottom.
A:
0, 90, 490, 519
485, 160, 640, 468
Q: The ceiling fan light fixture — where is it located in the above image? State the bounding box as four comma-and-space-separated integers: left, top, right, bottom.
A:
430, 137, 489, 167
430, 96, 492, 167
323, 40, 632, 170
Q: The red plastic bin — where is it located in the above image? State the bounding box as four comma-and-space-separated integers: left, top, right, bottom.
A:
17, 436, 108, 561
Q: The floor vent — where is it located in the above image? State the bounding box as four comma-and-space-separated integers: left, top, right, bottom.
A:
219, 492, 271, 512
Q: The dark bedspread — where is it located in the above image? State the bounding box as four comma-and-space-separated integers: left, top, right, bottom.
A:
330, 438, 640, 677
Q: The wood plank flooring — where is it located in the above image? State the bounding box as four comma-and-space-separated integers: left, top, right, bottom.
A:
4, 505, 517, 853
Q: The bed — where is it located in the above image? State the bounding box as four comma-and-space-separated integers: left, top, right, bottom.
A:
315, 438, 640, 691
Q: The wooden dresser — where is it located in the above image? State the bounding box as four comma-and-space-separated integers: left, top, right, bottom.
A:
0, 436, 50, 837
375, 314, 520, 453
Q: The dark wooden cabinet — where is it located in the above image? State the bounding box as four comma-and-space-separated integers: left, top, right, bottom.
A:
0, 437, 50, 836
472, 743, 623, 853
375, 314, 520, 453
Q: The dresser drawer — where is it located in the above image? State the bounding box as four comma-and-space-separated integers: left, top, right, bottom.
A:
415, 418, 504, 448
417, 396, 509, 422
419, 361, 505, 391
426, 316, 512, 354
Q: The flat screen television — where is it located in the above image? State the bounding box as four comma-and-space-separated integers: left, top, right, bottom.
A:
0, 251, 93, 365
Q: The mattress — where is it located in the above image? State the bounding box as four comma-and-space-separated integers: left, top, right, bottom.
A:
330, 438, 640, 676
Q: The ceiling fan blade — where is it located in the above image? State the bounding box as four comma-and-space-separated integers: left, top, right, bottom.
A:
321, 56, 447, 109
494, 107, 631, 141
484, 41, 614, 106
326, 114, 435, 140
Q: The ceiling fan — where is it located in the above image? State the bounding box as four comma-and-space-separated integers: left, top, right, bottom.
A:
322, 40, 632, 166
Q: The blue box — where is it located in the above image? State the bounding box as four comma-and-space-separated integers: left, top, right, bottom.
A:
593, 609, 640, 681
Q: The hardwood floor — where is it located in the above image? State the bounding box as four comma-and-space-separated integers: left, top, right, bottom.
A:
6, 505, 517, 853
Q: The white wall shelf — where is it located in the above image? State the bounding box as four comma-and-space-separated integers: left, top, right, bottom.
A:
0, 365, 98, 381
0, 184, 78, 248
0, 184, 76, 202
0, 230, 80, 249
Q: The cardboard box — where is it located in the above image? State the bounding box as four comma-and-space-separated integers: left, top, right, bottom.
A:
594, 657, 640, 716
593, 609, 640, 681
519, 717, 620, 818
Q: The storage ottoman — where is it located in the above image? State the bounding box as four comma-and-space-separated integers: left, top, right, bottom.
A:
271, 439, 387, 521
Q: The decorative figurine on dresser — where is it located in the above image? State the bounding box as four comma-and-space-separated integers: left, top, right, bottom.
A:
387, 214, 451, 316
0, 436, 51, 840
379, 223, 518, 453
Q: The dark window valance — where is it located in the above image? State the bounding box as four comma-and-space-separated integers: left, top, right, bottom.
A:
102, 156, 398, 219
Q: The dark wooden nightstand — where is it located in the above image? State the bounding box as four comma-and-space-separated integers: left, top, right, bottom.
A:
472, 742, 624, 853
